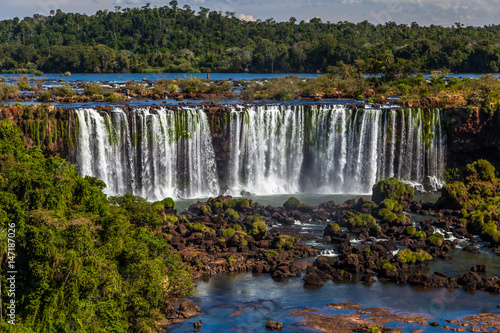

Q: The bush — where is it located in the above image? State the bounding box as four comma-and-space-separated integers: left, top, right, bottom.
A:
225, 208, 239, 219
0, 83, 20, 100
397, 248, 432, 264
246, 215, 267, 240
283, 196, 308, 210
464, 159, 496, 184
159, 197, 175, 209
274, 235, 299, 250
83, 82, 105, 96
427, 233, 445, 246
53, 84, 75, 97
106, 92, 127, 102
372, 177, 414, 204
405, 226, 416, 235
348, 214, 377, 228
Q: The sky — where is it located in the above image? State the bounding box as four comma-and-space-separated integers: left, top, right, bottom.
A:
1, 0, 500, 26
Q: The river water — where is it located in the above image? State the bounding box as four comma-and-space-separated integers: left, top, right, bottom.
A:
167, 194, 500, 333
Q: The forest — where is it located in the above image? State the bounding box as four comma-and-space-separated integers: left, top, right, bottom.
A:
1, 2, 500, 73
0, 121, 194, 332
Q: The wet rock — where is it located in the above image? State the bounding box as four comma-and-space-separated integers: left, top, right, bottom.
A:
265, 320, 283, 331
471, 264, 487, 273
179, 301, 201, 319
463, 244, 481, 254
193, 320, 203, 329
361, 274, 376, 283
429, 321, 440, 327
303, 270, 325, 286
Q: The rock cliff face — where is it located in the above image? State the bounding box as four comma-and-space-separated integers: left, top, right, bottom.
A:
0, 105, 77, 160
445, 107, 500, 170
0, 104, 498, 187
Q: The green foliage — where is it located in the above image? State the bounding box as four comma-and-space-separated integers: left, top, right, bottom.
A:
1, 6, 500, 76
83, 82, 105, 96
283, 196, 308, 210
222, 227, 236, 238
53, 84, 75, 97
245, 215, 267, 240
369, 326, 381, 333
413, 231, 427, 238
348, 214, 377, 228
106, 92, 127, 103
0, 121, 194, 331
158, 197, 175, 209
382, 259, 397, 272
397, 248, 432, 264
0, 83, 20, 100
201, 205, 211, 212
330, 223, 341, 232
427, 233, 445, 246
372, 177, 414, 204
225, 208, 239, 219
405, 226, 416, 236
464, 159, 496, 184
274, 235, 299, 250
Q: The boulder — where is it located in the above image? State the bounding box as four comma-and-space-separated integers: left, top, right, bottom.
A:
265, 320, 283, 331
179, 301, 201, 319
303, 270, 325, 286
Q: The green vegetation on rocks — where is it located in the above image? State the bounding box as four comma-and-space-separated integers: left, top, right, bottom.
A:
397, 248, 433, 264
372, 177, 414, 205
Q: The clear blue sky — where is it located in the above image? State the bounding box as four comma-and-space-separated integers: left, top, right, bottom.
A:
0, 0, 499, 26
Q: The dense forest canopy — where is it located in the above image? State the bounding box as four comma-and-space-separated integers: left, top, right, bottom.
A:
1, 3, 500, 73
0, 120, 194, 332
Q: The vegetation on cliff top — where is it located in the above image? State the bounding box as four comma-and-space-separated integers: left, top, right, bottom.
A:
0, 121, 194, 332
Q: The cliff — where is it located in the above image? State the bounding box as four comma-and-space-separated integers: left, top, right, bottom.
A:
0, 104, 498, 184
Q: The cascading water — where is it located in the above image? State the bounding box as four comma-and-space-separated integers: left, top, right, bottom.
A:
73, 104, 446, 199
74, 107, 220, 200
226, 105, 446, 195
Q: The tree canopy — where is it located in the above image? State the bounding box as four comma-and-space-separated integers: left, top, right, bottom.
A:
0, 120, 194, 332
1, 6, 500, 73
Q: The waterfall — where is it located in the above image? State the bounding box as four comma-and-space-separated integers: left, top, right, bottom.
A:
226, 105, 446, 195
73, 105, 446, 199
74, 107, 220, 200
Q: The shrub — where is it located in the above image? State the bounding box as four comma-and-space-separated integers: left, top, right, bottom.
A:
223, 228, 235, 238
427, 233, 445, 246
106, 92, 126, 102
330, 223, 341, 232
397, 248, 432, 264
53, 84, 75, 97
405, 226, 416, 236
437, 181, 469, 210
225, 208, 239, 219
0, 83, 20, 100
348, 214, 377, 228
160, 197, 175, 209
283, 196, 308, 210
274, 235, 299, 250
83, 82, 105, 96
246, 215, 267, 240
372, 177, 414, 204
464, 159, 496, 184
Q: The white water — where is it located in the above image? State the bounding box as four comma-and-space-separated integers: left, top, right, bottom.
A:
226, 105, 446, 196
74, 107, 219, 200
73, 105, 446, 200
